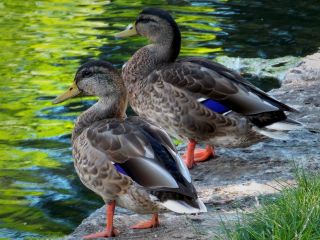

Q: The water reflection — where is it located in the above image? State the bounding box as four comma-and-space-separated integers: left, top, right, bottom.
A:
0, 0, 320, 238
0, 0, 107, 238
212, 0, 320, 58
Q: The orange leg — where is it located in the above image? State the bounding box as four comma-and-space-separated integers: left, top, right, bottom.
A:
83, 201, 119, 239
193, 145, 215, 162
183, 139, 197, 169
130, 213, 160, 229
183, 140, 214, 168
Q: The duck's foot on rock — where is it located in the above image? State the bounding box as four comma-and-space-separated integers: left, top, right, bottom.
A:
183, 142, 214, 168
193, 145, 215, 162
130, 213, 159, 229
83, 228, 120, 239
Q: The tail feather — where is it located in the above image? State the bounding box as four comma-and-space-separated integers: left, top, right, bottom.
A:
265, 118, 304, 131
161, 198, 207, 214
253, 127, 290, 140
253, 118, 304, 140
247, 111, 287, 128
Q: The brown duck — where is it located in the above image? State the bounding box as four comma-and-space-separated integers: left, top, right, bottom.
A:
116, 8, 302, 168
52, 60, 206, 239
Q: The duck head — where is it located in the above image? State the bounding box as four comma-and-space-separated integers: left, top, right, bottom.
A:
115, 8, 181, 62
53, 60, 123, 104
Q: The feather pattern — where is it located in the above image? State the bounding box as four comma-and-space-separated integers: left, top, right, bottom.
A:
121, 8, 302, 147
74, 116, 205, 213
63, 60, 206, 215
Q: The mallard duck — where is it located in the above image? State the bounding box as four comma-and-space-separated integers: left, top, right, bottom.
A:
52, 60, 206, 239
115, 8, 302, 168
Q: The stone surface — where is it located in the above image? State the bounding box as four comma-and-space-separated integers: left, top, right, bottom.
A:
283, 51, 320, 83
64, 52, 320, 240
216, 55, 301, 82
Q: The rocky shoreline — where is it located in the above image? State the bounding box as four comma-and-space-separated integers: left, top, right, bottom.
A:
64, 52, 320, 240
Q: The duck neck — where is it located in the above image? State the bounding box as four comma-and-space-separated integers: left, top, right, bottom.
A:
72, 89, 127, 142
153, 22, 181, 63
123, 25, 181, 82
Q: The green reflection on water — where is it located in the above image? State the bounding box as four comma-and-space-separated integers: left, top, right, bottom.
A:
0, 0, 108, 238
1, 0, 320, 238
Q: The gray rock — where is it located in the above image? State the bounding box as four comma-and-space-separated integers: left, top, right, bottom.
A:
64, 52, 320, 240
216, 55, 301, 83
282, 51, 320, 83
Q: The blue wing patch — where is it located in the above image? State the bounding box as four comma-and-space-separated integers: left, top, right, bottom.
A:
114, 163, 128, 176
200, 99, 229, 114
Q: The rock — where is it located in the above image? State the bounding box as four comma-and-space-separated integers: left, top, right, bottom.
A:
282, 51, 320, 83
216, 55, 301, 83
64, 52, 320, 240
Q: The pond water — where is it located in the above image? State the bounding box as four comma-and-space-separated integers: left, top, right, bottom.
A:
0, 0, 319, 238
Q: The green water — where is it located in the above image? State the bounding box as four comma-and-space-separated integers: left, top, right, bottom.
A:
0, 0, 319, 238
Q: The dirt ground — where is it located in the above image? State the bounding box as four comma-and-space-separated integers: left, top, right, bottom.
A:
64, 52, 320, 240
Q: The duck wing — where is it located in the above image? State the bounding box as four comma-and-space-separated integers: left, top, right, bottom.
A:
147, 57, 296, 123
86, 117, 196, 199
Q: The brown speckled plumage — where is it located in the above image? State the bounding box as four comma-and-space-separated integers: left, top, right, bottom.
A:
53, 60, 206, 219
121, 8, 301, 148
73, 117, 171, 213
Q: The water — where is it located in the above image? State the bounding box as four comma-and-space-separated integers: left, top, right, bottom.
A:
0, 0, 319, 238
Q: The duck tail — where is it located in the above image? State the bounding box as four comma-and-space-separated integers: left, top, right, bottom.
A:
265, 118, 304, 131
253, 118, 304, 140
160, 197, 207, 214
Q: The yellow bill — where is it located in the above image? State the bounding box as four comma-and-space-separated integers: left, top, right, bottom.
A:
115, 23, 137, 38
52, 82, 81, 104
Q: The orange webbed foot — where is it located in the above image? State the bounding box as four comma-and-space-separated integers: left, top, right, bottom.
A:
130, 213, 159, 229
83, 201, 118, 239
83, 228, 119, 239
193, 145, 215, 162
183, 141, 214, 168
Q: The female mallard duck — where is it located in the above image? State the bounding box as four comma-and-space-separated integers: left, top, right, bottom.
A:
115, 8, 302, 168
52, 60, 206, 239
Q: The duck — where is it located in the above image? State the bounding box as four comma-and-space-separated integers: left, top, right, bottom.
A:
52, 60, 206, 239
115, 8, 302, 168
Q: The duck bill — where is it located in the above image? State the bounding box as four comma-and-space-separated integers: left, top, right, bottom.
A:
115, 23, 137, 38
52, 82, 81, 104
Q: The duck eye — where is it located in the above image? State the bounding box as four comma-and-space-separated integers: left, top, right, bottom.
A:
82, 70, 92, 78
125, 24, 134, 30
